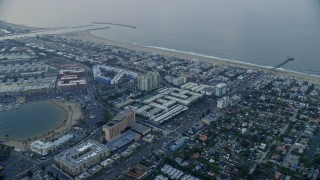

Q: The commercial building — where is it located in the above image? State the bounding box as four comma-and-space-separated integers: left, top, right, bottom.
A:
93, 65, 137, 85
180, 82, 216, 96
105, 130, 141, 152
56, 66, 87, 91
137, 71, 160, 91
30, 134, 74, 155
130, 123, 152, 135
170, 137, 188, 152
30, 141, 54, 156
58, 65, 85, 78
103, 108, 136, 141
201, 113, 218, 125
54, 140, 110, 176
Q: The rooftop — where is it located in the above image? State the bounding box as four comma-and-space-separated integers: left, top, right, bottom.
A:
54, 140, 109, 169
105, 130, 141, 151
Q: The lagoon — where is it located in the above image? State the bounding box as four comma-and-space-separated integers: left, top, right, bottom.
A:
0, 101, 65, 140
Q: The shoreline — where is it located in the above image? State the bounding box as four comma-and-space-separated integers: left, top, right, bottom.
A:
1, 99, 82, 150
62, 30, 320, 84
0, 20, 44, 32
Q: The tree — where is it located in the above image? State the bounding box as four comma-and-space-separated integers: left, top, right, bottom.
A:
314, 155, 320, 164
26, 170, 33, 178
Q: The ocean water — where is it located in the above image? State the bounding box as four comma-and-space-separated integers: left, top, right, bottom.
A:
0, 101, 65, 140
0, 0, 320, 74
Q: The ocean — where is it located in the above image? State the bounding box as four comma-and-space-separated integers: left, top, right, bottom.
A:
0, 0, 320, 74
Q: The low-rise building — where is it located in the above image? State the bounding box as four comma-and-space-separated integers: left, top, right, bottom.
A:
56, 66, 87, 91
105, 130, 141, 152
170, 137, 188, 152
130, 123, 152, 135
201, 113, 218, 125
30, 134, 74, 155
30, 141, 54, 155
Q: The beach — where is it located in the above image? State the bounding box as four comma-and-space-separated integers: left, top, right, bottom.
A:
3, 99, 82, 150
63, 30, 320, 84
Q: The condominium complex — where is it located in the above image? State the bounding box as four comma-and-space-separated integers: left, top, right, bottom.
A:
103, 109, 136, 141
0, 62, 57, 96
217, 96, 230, 109
215, 83, 227, 97
93, 65, 137, 85
54, 140, 110, 176
137, 71, 160, 91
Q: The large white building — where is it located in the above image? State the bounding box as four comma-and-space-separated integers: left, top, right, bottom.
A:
136, 87, 202, 123
93, 65, 137, 85
30, 141, 55, 155
54, 140, 110, 176
137, 71, 160, 91
30, 134, 74, 155
215, 83, 227, 97
217, 96, 230, 109
172, 77, 186, 86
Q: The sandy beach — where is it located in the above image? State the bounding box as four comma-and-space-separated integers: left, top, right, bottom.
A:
3, 99, 82, 150
62, 30, 320, 84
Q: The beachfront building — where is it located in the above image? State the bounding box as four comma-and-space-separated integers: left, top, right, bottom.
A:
103, 108, 136, 141
30, 134, 74, 155
54, 140, 110, 176
30, 141, 55, 155
137, 71, 160, 91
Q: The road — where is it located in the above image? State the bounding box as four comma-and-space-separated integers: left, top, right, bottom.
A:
98, 136, 173, 179
10, 156, 72, 180
84, 65, 118, 115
